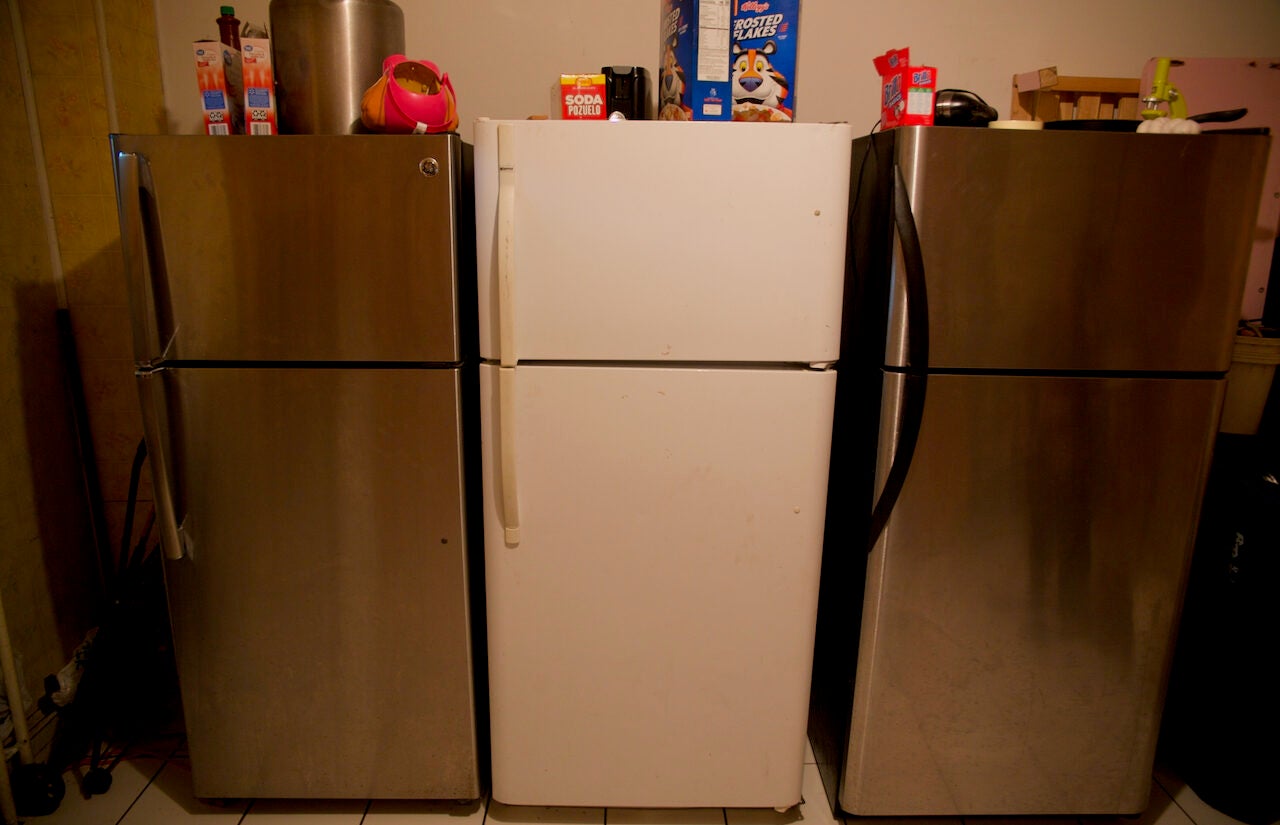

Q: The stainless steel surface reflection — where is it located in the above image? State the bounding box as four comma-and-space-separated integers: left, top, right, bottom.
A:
159, 366, 479, 799
270, 0, 405, 134
846, 372, 1223, 815
884, 128, 1263, 373
112, 134, 462, 364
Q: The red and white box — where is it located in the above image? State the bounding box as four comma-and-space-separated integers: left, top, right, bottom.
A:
193, 40, 241, 134
240, 37, 277, 134
873, 47, 936, 128
560, 74, 608, 119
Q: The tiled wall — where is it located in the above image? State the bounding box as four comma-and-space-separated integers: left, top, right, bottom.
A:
0, 0, 165, 702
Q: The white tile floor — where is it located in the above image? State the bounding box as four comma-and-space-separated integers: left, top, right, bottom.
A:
18, 736, 1269, 825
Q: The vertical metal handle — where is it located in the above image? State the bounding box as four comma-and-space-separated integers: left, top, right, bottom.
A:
495, 124, 521, 544
866, 164, 930, 552
136, 371, 185, 560
114, 151, 171, 365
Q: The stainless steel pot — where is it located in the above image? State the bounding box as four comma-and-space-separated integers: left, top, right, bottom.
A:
269, 0, 405, 134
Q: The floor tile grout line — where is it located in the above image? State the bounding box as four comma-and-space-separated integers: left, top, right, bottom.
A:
112, 753, 170, 825
1153, 773, 1199, 825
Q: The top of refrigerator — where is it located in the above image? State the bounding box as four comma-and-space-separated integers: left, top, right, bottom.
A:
112, 134, 471, 366
473, 120, 853, 366
861, 127, 1270, 374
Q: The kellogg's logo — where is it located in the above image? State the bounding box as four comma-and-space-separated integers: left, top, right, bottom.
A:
739, 0, 770, 11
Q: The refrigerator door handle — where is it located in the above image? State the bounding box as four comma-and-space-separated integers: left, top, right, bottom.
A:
497, 124, 516, 368
115, 151, 174, 366
498, 366, 521, 545
866, 164, 930, 552
136, 370, 186, 561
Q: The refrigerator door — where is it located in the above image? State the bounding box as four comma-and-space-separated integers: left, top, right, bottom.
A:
842, 372, 1223, 815
881, 128, 1269, 372
474, 120, 850, 365
148, 365, 480, 799
480, 363, 834, 807
112, 135, 467, 364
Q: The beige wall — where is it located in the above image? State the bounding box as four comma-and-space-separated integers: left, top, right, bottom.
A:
155, 0, 1280, 141
1, 0, 166, 704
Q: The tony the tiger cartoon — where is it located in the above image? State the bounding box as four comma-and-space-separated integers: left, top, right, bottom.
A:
729, 0, 798, 122
731, 40, 792, 121
658, 36, 691, 120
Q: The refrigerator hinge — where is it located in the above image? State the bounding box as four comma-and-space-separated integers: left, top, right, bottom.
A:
135, 361, 166, 376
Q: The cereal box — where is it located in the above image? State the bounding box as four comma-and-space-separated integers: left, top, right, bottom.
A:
240, 37, 277, 134
560, 74, 608, 120
658, 0, 733, 121
193, 40, 241, 135
874, 47, 936, 129
729, 0, 799, 122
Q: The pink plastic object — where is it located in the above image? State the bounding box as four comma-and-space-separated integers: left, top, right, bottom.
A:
381, 54, 459, 134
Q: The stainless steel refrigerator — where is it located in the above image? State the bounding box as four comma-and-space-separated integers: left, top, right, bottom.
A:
111, 134, 485, 800
809, 126, 1270, 816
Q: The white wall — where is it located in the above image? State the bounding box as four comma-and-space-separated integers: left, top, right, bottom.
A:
155, 0, 1280, 142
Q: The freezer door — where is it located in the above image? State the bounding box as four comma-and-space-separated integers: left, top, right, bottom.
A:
480, 363, 834, 807
842, 372, 1223, 815
151, 366, 480, 799
112, 135, 466, 364
881, 128, 1269, 372
474, 120, 851, 364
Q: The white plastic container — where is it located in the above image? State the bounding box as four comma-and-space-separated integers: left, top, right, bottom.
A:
1220, 334, 1280, 434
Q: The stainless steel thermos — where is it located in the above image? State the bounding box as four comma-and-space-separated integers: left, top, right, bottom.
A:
269, 0, 405, 134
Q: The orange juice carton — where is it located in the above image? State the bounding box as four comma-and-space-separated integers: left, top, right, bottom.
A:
193, 40, 242, 134
730, 0, 799, 122
874, 47, 936, 128
560, 74, 608, 119
240, 37, 277, 134
658, 0, 732, 120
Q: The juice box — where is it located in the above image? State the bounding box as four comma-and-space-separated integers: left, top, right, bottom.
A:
729, 0, 799, 122
240, 38, 277, 134
560, 74, 608, 120
874, 47, 936, 128
658, 0, 732, 121
193, 40, 241, 134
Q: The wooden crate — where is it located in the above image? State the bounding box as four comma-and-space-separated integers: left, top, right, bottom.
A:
1011, 66, 1142, 121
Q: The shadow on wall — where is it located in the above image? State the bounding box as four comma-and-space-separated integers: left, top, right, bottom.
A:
11, 277, 108, 680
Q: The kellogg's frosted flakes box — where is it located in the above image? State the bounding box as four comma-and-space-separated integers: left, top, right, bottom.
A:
658, 0, 733, 121
730, 0, 799, 122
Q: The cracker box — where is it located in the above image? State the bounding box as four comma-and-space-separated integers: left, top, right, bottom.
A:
240, 37, 277, 134
730, 0, 799, 122
193, 40, 242, 134
658, 0, 732, 121
874, 47, 936, 129
560, 74, 608, 120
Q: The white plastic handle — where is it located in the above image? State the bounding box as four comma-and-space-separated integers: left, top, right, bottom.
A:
498, 366, 521, 545
497, 124, 516, 368
495, 124, 521, 544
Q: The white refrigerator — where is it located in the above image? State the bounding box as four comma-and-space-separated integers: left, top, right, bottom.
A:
473, 119, 853, 808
